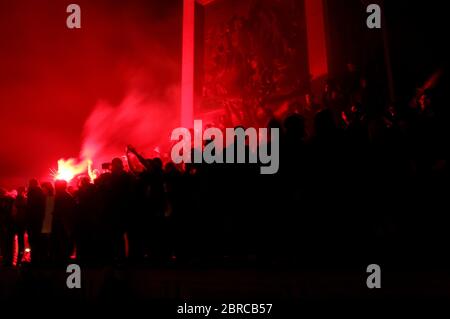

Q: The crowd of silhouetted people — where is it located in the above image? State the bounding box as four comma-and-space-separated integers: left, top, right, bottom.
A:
1, 71, 449, 269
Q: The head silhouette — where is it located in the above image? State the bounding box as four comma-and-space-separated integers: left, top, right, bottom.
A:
112, 158, 124, 174
28, 178, 39, 189
284, 114, 305, 140
17, 186, 26, 195
41, 182, 54, 196
314, 109, 336, 137
54, 180, 67, 194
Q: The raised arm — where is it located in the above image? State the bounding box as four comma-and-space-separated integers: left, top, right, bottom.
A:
126, 145, 152, 171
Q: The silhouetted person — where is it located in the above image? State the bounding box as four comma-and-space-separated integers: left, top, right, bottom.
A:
13, 186, 27, 265
0, 188, 15, 266
127, 146, 167, 262
283, 114, 306, 170
52, 180, 76, 264
280, 114, 308, 259
39, 182, 55, 264
26, 178, 45, 265
107, 158, 134, 262
149, 158, 168, 261
164, 162, 183, 260
126, 146, 152, 261
93, 170, 114, 263
75, 177, 97, 264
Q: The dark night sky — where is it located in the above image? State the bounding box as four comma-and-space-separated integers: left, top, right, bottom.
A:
0, 0, 182, 188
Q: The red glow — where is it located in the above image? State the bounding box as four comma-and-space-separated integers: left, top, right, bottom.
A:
0, 2, 182, 189
87, 160, 98, 182
305, 0, 328, 79
51, 158, 90, 182
181, 0, 195, 128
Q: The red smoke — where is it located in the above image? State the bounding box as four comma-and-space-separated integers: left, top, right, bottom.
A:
81, 89, 179, 168
0, 0, 182, 189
